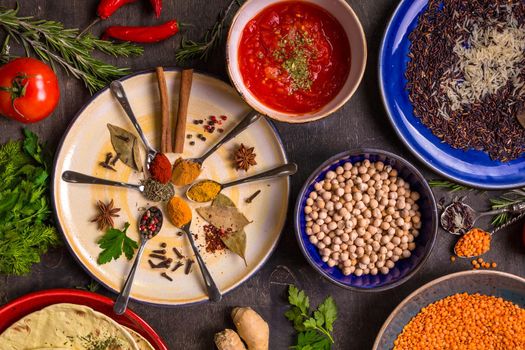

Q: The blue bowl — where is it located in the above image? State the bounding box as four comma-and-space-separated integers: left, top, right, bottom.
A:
379, 0, 525, 189
373, 270, 525, 350
294, 149, 438, 292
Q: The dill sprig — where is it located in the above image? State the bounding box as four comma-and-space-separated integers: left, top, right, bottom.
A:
490, 188, 525, 226
428, 179, 470, 192
0, 6, 143, 93
175, 0, 241, 63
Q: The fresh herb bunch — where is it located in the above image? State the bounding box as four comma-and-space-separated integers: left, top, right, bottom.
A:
0, 129, 60, 275
97, 222, 138, 265
0, 6, 143, 93
490, 188, 525, 226
175, 0, 242, 62
285, 285, 338, 350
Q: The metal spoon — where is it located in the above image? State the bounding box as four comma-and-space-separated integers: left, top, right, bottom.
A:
189, 109, 262, 167
186, 163, 298, 202
440, 201, 525, 235
62, 170, 144, 193
179, 221, 222, 302
110, 81, 157, 170
454, 211, 525, 258
114, 206, 163, 315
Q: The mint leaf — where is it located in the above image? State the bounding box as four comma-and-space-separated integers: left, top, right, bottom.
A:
97, 223, 137, 264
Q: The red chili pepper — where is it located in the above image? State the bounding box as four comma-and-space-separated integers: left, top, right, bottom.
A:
102, 20, 179, 43
149, 0, 162, 18
97, 0, 138, 20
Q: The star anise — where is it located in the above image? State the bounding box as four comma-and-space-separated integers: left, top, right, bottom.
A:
234, 143, 257, 171
91, 199, 121, 231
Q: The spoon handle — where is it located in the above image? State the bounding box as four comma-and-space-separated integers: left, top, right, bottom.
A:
199, 109, 262, 163
62, 171, 142, 191
222, 163, 298, 189
490, 211, 525, 235
478, 202, 525, 218
110, 81, 156, 154
183, 226, 222, 302
114, 239, 148, 315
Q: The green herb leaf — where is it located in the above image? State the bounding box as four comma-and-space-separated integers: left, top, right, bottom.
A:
317, 297, 337, 332
97, 223, 137, 265
288, 285, 310, 315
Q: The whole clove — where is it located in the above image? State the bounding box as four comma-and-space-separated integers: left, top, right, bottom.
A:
152, 249, 166, 254
185, 259, 194, 275
245, 189, 261, 204
171, 261, 184, 272
110, 153, 120, 166
160, 272, 173, 281
160, 242, 167, 248
149, 253, 167, 261
173, 247, 184, 259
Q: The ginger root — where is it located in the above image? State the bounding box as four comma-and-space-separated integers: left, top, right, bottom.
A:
214, 329, 247, 350
231, 307, 269, 350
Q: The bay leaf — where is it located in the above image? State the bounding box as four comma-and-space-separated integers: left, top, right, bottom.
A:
212, 193, 236, 208
221, 229, 247, 266
132, 138, 143, 172
107, 124, 138, 171
196, 206, 250, 232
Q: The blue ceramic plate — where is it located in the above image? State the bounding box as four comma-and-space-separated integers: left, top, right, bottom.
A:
373, 270, 525, 349
294, 149, 438, 292
379, 0, 525, 189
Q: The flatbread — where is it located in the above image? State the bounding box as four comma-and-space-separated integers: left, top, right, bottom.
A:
124, 327, 155, 350
0, 303, 139, 350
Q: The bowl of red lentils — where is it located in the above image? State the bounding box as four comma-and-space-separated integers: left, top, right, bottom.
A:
294, 149, 438, 291
373, 270, 525, 350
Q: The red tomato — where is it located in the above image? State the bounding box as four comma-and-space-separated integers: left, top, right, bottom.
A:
0, 58, 60, 123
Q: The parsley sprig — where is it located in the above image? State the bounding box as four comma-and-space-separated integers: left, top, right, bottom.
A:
97, 222, 138, 265
285, 285, 338, 350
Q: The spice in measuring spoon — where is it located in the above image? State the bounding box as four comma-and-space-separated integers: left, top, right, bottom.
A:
141, 178, 174, 202
150, 153, 172, 184
440, 200, 475, 235
171, 157, 202, 186
139, 207, 164, 239
167, 197, 192, 228
187, 180, 222, 203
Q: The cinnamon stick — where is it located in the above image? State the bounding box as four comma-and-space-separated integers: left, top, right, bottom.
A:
173, 69, 194, 153
156, 67, 171, 154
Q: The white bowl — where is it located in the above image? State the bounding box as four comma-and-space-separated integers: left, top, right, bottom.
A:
226, 0, 367, 123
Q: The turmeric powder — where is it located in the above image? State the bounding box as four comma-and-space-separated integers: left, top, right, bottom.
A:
171, 158, 201, 186
187, 180, 221, 202
166, 196, 192, 228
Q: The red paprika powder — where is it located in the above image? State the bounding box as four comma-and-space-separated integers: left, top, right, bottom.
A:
150, 153, 172, 184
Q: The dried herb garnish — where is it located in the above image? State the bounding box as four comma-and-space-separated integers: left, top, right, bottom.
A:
107, 124, 143, 172
141, 178, 174, 202
441, 200, 475, 235
234, 143, 257, 171
91, 199, 120, 231
490, 188, 525, 225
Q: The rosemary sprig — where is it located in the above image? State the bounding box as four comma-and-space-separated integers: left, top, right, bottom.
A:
428, 180, 470, 192
175, 0, 241, 63
0, 7, 143, 93
490, 188, 525, 226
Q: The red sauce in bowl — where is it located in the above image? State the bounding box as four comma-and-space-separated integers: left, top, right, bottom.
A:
238, 1, 351, 115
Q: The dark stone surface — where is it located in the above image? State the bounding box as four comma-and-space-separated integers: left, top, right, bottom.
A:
0, 1, 524, 349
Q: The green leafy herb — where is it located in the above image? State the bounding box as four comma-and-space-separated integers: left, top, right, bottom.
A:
97, 222, 138, 265
0, 129, 59, 275
285, 285, 338, 349
76, 280, 100, 292
428, 179, 470, 192
175, 0, 241, 63
490, 188, 525, 226
0, 6, 143, 93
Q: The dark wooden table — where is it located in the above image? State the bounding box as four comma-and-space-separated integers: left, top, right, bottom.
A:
1, 1, 524, 349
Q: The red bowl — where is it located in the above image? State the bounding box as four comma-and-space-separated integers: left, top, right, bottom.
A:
0, 289, 168, 350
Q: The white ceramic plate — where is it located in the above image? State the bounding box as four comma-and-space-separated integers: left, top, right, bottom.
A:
52, 69, 289, 306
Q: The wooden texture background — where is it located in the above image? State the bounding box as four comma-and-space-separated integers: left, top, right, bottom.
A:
1, 1, 524, 349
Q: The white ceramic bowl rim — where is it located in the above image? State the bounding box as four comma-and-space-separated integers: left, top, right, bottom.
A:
226, 0, 368, 123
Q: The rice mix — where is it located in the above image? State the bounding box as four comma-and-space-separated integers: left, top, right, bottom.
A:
393, 293, 525, 350
406, 0, 525, 162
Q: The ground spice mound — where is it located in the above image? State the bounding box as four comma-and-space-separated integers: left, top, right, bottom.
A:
406, 0, 525, 161
393, 293, 525, 350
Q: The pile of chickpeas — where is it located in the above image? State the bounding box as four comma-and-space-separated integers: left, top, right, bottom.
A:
303, 159, 422, 276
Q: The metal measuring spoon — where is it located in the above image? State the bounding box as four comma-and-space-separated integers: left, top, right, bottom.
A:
62, 171, 144, 193
114, 206, 163, 315
454, 211, 525, 259
110, 81, 157, 170
186, 163, 298, 202
440, 201, 525, 235
172, 110, 262, 186
179, 220, 222, 302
